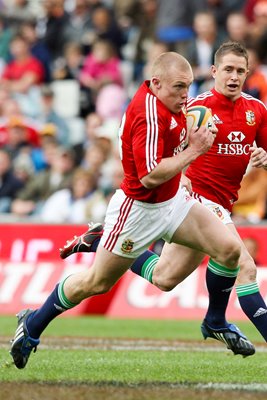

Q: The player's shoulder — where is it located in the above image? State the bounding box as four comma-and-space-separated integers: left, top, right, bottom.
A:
187, 90, 214, 107
240, 92, 267, 111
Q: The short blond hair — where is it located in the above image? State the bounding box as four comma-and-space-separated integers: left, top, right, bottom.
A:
151, 51, 192, 79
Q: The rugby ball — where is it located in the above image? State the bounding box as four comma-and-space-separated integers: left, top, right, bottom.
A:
186, 105, 213, 131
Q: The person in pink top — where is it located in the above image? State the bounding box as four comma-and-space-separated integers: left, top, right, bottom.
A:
80, 39, 123, 92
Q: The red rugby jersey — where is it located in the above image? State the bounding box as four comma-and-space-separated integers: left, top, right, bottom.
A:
120, 81, 188, 203
186, 88, 267, 211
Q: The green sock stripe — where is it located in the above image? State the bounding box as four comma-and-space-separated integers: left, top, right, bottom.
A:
141, 255, 158, 283
236, 282, 259, 297
208, 259, 239, 278
58, 278, 78, 309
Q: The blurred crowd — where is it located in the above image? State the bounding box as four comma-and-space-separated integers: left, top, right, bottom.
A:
0, 0, 267, 224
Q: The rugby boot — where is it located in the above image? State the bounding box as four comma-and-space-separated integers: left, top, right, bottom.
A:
201, 319, 255, 357
10, 309, 40, 369
59, 222, 103, 259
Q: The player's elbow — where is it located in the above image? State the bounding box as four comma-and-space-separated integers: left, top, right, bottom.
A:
140, 175, 158, 189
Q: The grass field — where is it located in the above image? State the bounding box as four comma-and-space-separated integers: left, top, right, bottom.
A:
0, 315, 267, 400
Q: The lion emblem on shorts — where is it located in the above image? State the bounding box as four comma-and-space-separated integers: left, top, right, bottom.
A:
121, 238, 134, 253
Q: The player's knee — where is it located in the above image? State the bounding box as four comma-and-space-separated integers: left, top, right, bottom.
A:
221, 239, 241, 268
153, 269, 182, 292
92, 279, 113, 295
81, 274, 113, 296
237, 258, 257, 284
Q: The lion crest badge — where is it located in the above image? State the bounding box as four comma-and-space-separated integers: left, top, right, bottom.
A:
121, 238, 134, 253
245, 110, 256, 126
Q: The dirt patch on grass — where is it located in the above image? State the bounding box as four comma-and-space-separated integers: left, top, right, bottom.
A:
1, 382, 267, 400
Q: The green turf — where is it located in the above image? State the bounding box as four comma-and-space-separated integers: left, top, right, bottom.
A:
0, 316, 266, 387
0, 315, 264, 341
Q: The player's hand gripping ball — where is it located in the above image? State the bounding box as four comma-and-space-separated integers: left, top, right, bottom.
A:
186, 105, 214, 132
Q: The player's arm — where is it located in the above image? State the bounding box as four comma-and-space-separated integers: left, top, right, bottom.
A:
141, 125, 214, 189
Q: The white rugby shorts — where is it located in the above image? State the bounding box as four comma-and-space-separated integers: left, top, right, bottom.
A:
100, 187, 197, 258
192, 192, 232, 225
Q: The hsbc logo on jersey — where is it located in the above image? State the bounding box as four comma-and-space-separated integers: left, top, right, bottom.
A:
227, 131, 245, 142
217, 130, 250, 155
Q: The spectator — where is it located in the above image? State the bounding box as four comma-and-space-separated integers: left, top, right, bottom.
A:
88, 5, 126, 57
225, 12, 250, 45
12, 149, 35, 184
187, 11, 223, 95
79, 39, 123, 114
38, 84, 71, 145
243, 236, 261, 266
38, 0, 70, 64
81, 141, 107, 179
0, 148, 24, 212
20, 20, 52, 83
40, 167, 107, 223
52, 41, 84, 81
1, 34, 45, 93
1, 116, 40, 160
30, 123, 60, 171
95, 83, 127, 120
232, 165, 267, 223
0, 16, 13, 65
133, 0, 158, 80
11, 145, 75, 217
0, 34, 45, 117
251, 1, 267, 64
72, 111, 103, 166
0, 0, 38, 26
63, 0, 93, 47
243, 47, 267, 104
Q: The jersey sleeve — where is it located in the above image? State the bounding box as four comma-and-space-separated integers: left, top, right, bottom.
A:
132, 103, 166, 180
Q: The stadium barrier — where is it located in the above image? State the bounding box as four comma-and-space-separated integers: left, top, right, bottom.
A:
0, 223, 266, 320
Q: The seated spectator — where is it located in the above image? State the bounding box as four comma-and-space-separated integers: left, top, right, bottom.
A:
79, 39, 123, 114
12, 150, 35, 185
95, 83, 127, 120
0, 34, 45, 117
38, 84, 71, 145
187, 11, 223, 96
19, 20, 52, 83
11, 145, 75, 218
0, 0, 38, 26
232, 165, 267, 223
243, 47, 267, 104
51, 41, 86, 117
30, 123, 60, 171
38, 0, 70, 64
40, 167, 107, 223
81, 141, 107, 179
1, 34, 45, 93
72, 111, 103, 166
52, 41, 84, 81
225, 12, 250, 45
0, 16, 13, 65
0, 148, 24, 212
63, 0, 93, 46
1, 115, 40, 160
243, 236, 261, 266
87, 5, 126, 57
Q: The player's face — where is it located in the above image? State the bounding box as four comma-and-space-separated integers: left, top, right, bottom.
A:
153, 68, 193, 114
211, 53, 248, 101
